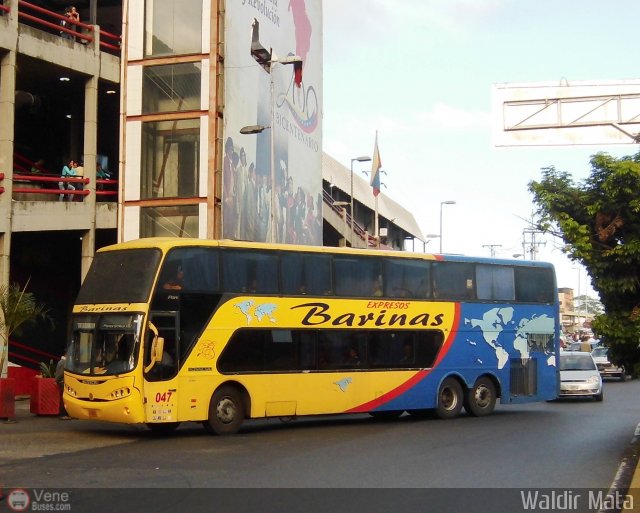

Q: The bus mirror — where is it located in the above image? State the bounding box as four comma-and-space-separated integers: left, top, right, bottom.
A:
153, 337, 165, 363
144, 323, 163, 373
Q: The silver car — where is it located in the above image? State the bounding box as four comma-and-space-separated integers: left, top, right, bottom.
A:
591, 347, 626, 381
559, 351, 603, 401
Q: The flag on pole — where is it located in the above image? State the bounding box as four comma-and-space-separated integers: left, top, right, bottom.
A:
370, 132, 382, 197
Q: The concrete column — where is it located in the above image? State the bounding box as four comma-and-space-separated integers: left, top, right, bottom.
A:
81, 72, 99, 281
0, 49, 17, 288
207, 2, 221, 239
0, 10, 17, 377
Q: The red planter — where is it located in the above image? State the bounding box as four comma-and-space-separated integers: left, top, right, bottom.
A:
30, 377, 60, 416
0, 377, 16, 419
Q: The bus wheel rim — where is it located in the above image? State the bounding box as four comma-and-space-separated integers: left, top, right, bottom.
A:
441, 387, 457, 410
474, 384, 491, 408
216, 397, 237, 424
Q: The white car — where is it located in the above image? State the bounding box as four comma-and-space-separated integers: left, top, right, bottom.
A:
559, 351, 603, 401
591, 347, 626, 381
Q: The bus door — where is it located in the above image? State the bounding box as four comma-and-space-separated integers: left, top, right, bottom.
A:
144, 311, 180, 422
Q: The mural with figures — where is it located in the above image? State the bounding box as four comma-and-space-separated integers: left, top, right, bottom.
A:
223, 0, 322, 245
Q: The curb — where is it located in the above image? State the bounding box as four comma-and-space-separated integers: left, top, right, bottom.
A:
601, 422, 640, 513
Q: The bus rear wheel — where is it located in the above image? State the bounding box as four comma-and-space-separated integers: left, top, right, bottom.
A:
435, 377, 463, 419
206, 386, 245, 435
463, 377, 496, 417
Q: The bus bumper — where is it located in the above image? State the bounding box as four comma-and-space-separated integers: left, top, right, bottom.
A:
64, 391, 146, 424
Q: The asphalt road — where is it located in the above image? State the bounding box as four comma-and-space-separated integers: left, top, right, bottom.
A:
1, 379, 639, 513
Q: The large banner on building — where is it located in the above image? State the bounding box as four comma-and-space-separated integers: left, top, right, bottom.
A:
223, 0, 322, 245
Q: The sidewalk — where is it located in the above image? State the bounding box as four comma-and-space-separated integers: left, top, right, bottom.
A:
1, 396, 140, 464
626, 425, 640, 504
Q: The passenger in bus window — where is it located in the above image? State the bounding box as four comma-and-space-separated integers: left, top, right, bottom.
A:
242, 278, 258, 294
163, 266, 184, 290
372, 278, 383, 297
400, 342, 414, 364
343, 347, 361, 366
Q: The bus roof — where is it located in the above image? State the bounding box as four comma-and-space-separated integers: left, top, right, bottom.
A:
98, 237, 555, 270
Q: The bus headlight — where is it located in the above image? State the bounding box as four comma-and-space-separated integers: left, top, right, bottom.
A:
109, 387, 131, 400
65, 385, 77, 397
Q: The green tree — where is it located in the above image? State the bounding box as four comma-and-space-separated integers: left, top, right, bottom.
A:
0, 282, 51, 379
574, 294, 604, 316
529, 152, 640, 376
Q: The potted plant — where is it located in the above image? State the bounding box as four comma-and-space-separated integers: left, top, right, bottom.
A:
0, 281, 50, 419
30, 359, 60, 416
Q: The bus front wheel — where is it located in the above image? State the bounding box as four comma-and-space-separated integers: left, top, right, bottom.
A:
463, 377, 496, 417
435, 377, 463, 419
206, 386, 245, 435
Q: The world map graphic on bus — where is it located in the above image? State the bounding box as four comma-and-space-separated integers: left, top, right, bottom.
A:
466, 307, 557, 369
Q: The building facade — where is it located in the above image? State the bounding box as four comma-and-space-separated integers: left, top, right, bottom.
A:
0, 1, 424, 368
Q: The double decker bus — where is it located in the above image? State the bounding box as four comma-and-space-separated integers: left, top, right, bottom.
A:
63, 238, 560, 434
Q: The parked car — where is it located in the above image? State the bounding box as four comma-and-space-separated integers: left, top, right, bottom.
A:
591, 347, 626, 381
558, 351, 603, 401
567, 339, 601, 352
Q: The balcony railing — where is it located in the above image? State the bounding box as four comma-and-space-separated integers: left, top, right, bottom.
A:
322, 189, 379, 247
11, 173, 117, 202
4, 1, 122, 55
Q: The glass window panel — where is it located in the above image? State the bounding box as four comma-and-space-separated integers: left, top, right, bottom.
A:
218, 329, 266, 373
515, 267, 555, 303
384, 258, 431, 298
476, 265, 515, 301
432, 262, 475, 300
317, 331, 365, 370
281, 253, 332, 295
140, 205, 199, 238
142, 63, 202, 114
76, 249, 161, 304
334, 257, 382, 297
368, 331, 442, 369
221, 250, 279, 294
141, 118, 200, 199
158, 247, 219, 293
265, 330, 297, 371
144, 0, 202, 57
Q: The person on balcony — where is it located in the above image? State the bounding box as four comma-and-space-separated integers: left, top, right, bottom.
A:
59, 159, 77, 201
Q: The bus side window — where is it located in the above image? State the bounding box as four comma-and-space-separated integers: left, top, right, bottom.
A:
384, 258, 431, 299
432, 262, 475, 300
515, 267, 554, 303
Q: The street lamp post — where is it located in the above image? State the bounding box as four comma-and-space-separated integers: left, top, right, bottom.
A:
350, 156, 371, 246
439, 200, 456, 253
240, 55, 302, 243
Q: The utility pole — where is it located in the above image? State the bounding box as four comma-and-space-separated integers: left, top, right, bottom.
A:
482, 244, 502, 257
522, 228, 545, 260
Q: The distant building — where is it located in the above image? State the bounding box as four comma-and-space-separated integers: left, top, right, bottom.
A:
558, 287, 594, 335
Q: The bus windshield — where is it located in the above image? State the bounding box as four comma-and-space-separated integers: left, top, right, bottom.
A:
76, 248, 162, 304
66, 314, 144, 376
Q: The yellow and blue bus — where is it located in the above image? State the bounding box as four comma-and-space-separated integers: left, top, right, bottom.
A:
63, 238, 560, 434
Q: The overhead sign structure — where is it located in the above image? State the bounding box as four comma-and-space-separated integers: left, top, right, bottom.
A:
493, 79, 640, 146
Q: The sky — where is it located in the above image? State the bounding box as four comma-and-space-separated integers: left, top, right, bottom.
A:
321, 0, 640, 298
